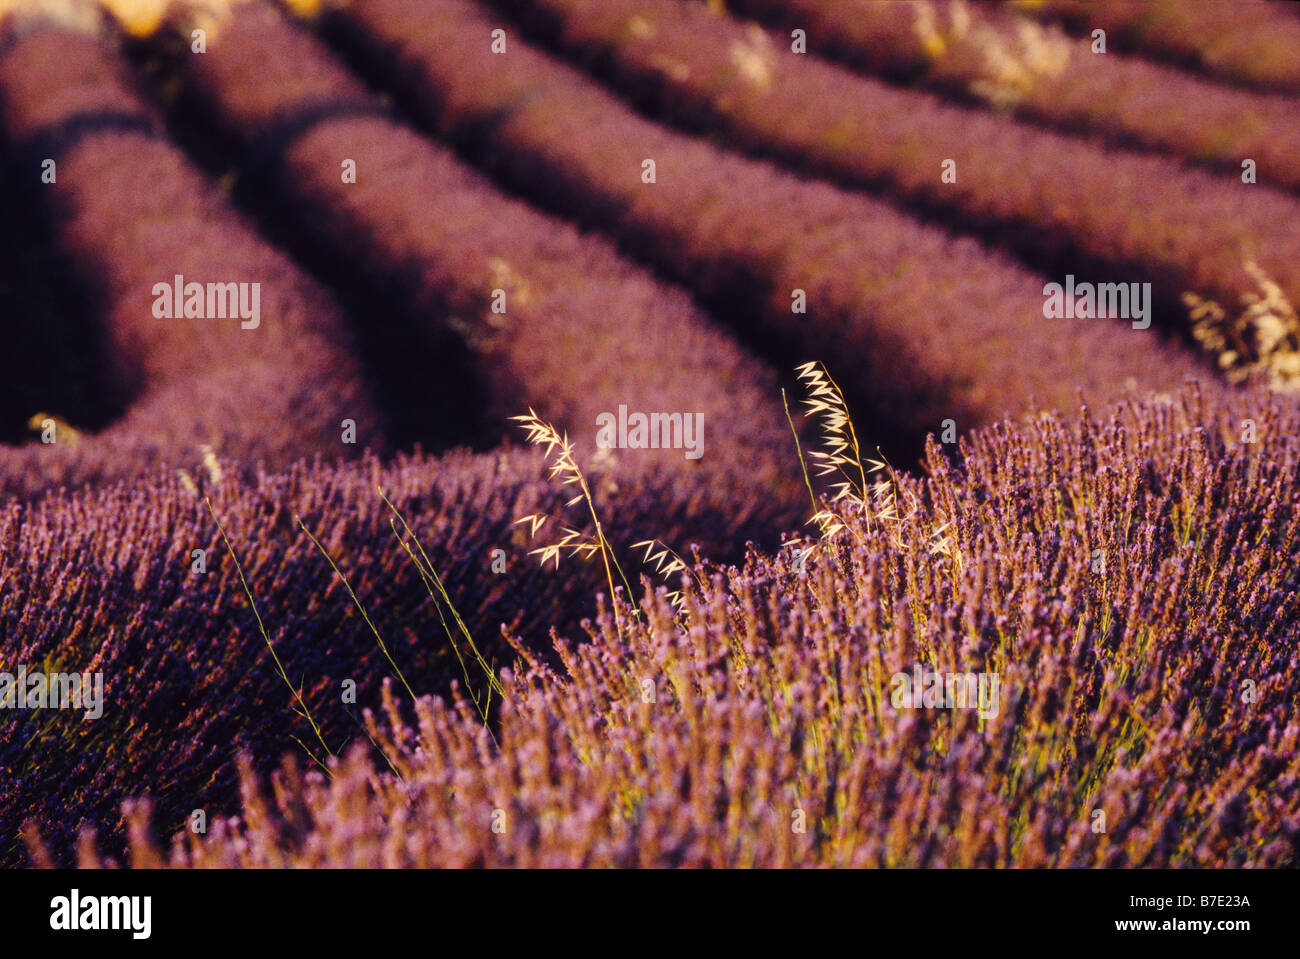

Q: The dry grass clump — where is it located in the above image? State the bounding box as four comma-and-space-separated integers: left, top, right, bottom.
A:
909, 0, 1071, 109
1012, 0, 1300, 96
1185, 262, 1300, 394
511, 410, 632, 632
791, 361, 954, 571
510, 409, 701, 617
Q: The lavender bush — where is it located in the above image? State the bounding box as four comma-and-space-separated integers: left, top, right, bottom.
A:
54, 383, 1299, 867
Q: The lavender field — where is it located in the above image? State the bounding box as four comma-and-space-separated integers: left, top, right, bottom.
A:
0, 0, 1297, 871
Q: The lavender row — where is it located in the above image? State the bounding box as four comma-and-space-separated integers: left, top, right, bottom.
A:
71, 383, 1300, 867
716, 0, 1300, 193
313, 0, 1218, 454
0, 19, 386, 499
504, 0, 1300, 317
